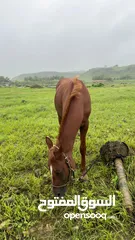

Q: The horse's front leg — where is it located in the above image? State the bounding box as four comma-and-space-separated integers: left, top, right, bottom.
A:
80, 120, 89, 181
58, 115, 62, 125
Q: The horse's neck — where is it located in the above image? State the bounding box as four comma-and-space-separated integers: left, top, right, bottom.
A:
56, 118, 77, 154
56, 126, 76, 169
57, 112, 82, 154
56, 133, 75, 154
57, 90, 83, 154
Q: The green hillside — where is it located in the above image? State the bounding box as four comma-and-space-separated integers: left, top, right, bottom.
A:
80, 64, 135, 81
1, 64, 135, 87
11, 64, 135, 83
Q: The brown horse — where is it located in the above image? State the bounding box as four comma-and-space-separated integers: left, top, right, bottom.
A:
46, 77, 91, 197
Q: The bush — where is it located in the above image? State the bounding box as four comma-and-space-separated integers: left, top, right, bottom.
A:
30, 84, 43, 88
92, 83, 104, 87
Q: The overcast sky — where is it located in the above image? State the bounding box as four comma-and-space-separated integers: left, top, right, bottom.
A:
0, 0, 135, 77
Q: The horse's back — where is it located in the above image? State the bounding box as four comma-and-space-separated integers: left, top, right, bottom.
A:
55, 78, 91, 123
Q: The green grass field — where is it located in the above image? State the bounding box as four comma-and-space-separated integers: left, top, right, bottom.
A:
0, 85, 135, 240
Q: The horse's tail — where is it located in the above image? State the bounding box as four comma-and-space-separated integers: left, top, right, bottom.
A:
70, 76, 82, 99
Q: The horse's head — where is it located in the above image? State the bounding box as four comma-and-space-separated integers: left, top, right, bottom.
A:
46, 136, 74, 197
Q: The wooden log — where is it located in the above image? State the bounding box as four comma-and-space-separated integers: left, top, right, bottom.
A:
115, 158, 133, 214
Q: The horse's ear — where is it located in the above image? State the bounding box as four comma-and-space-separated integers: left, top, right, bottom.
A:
46, 136, 53, 149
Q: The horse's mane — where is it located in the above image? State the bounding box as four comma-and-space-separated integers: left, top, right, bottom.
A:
57, 76, 82, 141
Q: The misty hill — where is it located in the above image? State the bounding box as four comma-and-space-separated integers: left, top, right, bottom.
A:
12, 71, 85, 81
11, 65, 135, 83
80, 64, 135, 81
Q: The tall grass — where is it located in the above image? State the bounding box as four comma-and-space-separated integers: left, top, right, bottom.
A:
0, 85, 135, 239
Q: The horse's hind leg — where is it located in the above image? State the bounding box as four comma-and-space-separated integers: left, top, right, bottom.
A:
80, 120, 89, 181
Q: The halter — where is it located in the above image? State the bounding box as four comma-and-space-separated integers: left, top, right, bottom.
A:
51, 145, 75, 188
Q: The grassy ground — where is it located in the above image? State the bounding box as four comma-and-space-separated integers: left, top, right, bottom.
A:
0, 84, 135, 240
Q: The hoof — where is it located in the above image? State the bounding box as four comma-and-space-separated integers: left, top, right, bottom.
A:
79, 174, 88, 182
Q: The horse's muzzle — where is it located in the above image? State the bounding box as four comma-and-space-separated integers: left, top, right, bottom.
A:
53, 186, 67, 197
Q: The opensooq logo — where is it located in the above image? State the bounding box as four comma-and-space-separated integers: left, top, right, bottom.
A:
38, 195, 115, 212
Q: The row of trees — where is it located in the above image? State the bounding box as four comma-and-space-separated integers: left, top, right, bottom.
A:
0, 75, 64, 87
24, 75, 64, 81
22, 75, 64, 88
92, 75, 133, 81
0, 76, 11, 86
92, 75, 113, 81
